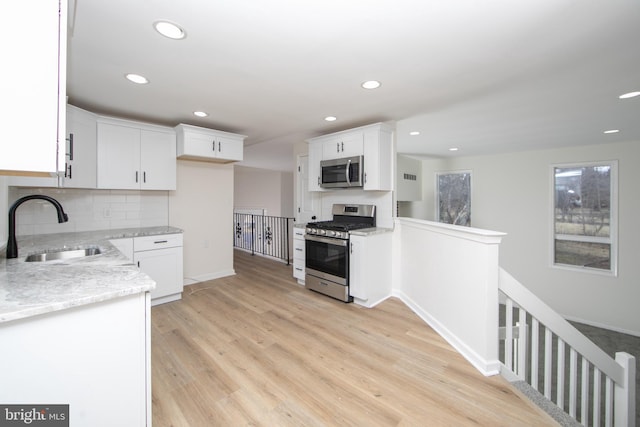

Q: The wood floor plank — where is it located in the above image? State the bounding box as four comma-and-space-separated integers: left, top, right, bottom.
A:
152, 250, 557, 426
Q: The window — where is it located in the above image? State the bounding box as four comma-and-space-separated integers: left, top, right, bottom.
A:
552, 161, 617, 274
437, 171, 471, 226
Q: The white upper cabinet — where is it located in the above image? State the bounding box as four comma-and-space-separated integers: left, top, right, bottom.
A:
61, 105, 98, 189
362, 125, 393, 191
307, 123, 394, 192
97, 118, 176, 190
1, 0, 66, 174
176, 124, 245, 163
321, 131, 364, 160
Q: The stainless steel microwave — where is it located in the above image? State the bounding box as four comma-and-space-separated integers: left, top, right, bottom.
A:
320, 155, 364, 188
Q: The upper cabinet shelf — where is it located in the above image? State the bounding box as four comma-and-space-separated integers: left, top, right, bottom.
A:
176, 124, 246, 163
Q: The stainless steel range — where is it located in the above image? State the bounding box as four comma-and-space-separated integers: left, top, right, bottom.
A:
305, 204, 376, 302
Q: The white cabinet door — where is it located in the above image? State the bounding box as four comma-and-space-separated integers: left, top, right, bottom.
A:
348, 232, 393, 307
1, 0, 65, 174
217, 134, 244, 161
0, 293, 150, 427
97, 123, 141, 189
363, 126, 393, 191
322, 131, 363, 160
63, 105, 97, 188
134, 246, 183, 304
140, 129, 177, 190
308, 142, 323, 192
349, 235, 366, 300
296, 154, 320, 221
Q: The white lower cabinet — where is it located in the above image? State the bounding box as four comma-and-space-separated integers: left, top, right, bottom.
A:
292, 226, 306, 284
134, 234, 184, 306
111, 234, 184, 306
349, 232, 393, 307
0, 293, 151, 427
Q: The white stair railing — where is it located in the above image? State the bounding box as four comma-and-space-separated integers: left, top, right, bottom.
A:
499, 268, 635, 427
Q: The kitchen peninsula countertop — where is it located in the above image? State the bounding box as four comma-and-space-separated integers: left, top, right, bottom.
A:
349, 227, 394, 236
0, 226, 182, 324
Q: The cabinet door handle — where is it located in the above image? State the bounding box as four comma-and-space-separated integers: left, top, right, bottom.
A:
341, 141, 344, 152
137, 261, 140, 268
66, 133, 74, 160
212, 141, 216, 151
318, 176, 320, 185
364, 172, 367, 184
67, 164, 72, 179
154, 240, 168, 244
336, 142, 340, 153
218, 141, 221, 152
143, 171, 146, 183
351, 242, 353, 254
135, 171, 139, 183
64, 162, 68, 178
295, 247, 303, 252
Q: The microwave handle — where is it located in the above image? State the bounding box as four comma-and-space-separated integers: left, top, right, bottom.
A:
345, 159, 352, 186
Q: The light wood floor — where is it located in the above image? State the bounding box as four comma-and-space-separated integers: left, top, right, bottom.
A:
151, 250, 557, 426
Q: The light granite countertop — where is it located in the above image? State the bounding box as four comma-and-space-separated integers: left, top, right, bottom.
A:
0, 226, 182, 324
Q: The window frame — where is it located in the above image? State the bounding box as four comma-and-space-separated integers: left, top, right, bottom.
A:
550, 160, 618, 276
435, 170, 472, 227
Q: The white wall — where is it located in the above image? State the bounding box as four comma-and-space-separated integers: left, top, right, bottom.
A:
234, 166, 294, 217
403, 140, 640, 335
169, 160, 235, 284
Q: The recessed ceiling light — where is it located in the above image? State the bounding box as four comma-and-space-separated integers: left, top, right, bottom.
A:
362, 80, 381, 89
603, 129, 620, 134
449, 147, 459, 151
409, 131, 420, 136
324, 116, 337, 122
125, 73, 149, 84
193, 111, 208, 118
619, 91, 640, 99
153, 21, 186, 40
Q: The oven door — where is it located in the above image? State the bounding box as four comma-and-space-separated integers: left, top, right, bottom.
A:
305, 234, 348, 285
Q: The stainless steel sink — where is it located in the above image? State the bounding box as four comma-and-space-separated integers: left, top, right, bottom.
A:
25, 247, 102, 262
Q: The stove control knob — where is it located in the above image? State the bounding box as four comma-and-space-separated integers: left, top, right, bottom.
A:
327, 230, 336, 237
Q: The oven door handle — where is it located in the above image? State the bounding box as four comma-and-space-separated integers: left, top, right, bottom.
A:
304, 234, 348, 247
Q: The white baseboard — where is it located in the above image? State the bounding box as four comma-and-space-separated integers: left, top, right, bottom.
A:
392, 289, 501, 377
183, 269, 236, 286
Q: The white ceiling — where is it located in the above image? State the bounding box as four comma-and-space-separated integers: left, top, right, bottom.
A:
67, 0, 640, 172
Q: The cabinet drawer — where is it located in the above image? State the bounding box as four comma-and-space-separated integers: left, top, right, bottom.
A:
134, 233, 183, 252
293, 239, 305, 258
293, 227, 306, 239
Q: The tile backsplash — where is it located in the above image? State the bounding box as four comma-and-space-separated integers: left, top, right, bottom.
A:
8, 187, 169, 237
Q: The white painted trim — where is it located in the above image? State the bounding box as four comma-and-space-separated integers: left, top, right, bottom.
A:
397, 217, 505, 244
183, 270, 236, 286
393, 289, 501, 376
